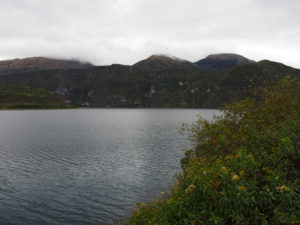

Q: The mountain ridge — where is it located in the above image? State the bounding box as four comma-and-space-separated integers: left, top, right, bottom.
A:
133, 54, 199, 70
0, 53, 298, 108
0, 56, 93, 75
195, 53, 254, 70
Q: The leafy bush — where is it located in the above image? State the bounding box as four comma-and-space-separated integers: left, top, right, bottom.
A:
128, 77, 300, 225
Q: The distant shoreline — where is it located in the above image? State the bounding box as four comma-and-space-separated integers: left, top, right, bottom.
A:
0, 107, 218, 110
0, 106, 77, 110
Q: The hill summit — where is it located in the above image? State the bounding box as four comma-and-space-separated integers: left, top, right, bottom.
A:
195, 53, 254, 70
133, 54, 198, 70
0, 57, 93, 75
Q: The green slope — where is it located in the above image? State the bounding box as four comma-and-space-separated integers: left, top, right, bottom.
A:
0, 85, 75, 109
182, 60, 300, 107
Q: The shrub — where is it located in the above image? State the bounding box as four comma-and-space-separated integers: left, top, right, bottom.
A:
128, 77, 300, 225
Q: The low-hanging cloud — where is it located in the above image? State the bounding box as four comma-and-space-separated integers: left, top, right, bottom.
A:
0, 0, 299, 68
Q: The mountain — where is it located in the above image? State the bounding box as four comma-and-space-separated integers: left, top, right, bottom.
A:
195, 53, 254, 70
0, 57, 93, 75
182, 60, 300, 107
0, 54, 298, 108
133, 54, 199, 70
0, 85, 75, 109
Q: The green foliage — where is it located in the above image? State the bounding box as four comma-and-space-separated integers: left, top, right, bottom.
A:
0, 85, 75, 109
128, 77, 300, 225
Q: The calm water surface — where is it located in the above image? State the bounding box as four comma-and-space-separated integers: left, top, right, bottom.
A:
0, 109, 220, 225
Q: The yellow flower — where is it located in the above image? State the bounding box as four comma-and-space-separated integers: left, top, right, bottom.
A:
221, 166, 228, 174
161, 191, 165, 195
136, 209, 140, 216
277, 185, 289, 192
238, 186, 247, 192
225, 155, 233, 160
236, 153, 241, 158
239, 170, 245, 176
247, 154, 254, 161
185, 184, 196, 194
232, 174, 239, 181
220, 191, 225, 195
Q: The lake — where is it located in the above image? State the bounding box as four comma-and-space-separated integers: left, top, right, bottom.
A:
0, 109, 221, 225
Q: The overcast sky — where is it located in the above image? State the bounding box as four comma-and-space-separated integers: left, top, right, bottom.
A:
0, 0, 299, 67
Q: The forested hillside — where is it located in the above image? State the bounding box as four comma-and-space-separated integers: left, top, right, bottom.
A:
0, 54, 299, 108
0, 85, 74, 109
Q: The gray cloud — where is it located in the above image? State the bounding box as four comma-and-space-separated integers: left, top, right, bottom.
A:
0, 0, 299, 68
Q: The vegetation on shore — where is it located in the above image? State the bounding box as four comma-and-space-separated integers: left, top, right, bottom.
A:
128, 77, 300, 224
0, 85, 75, 109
